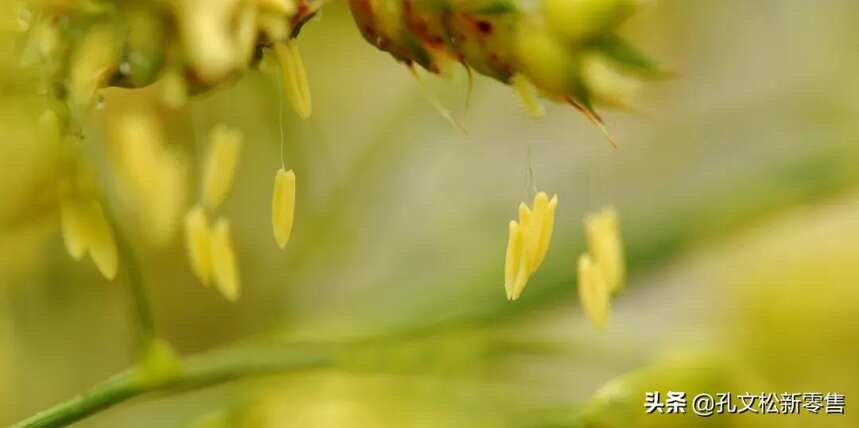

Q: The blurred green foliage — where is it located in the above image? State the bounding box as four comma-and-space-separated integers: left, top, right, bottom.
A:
3, 0, 859, 427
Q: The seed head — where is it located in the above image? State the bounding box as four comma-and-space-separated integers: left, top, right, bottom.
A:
349, 0, 661, 123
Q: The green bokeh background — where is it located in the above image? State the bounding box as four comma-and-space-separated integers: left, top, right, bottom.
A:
2, 1, 859, 426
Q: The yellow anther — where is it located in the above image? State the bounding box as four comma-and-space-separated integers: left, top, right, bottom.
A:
505, 191, 558, 300
84, 200, 118, 281
211, 218, 240, 301
184, 206, 213, 286
202, 124, 242, 210
60, 197, 118, 280
504, 221, 523, 300
60, 198, 88, 260
272, 168, 296, 249
584, 207, 625, 294
275, 40, 312, 119
578, 253, 610, 328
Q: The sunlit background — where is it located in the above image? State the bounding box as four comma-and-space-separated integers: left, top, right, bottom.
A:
2, 0, 859, 426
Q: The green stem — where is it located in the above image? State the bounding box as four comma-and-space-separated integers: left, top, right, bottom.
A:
75, 127, 158, 352
114, 227, 156, 351
9, 344, 335, 428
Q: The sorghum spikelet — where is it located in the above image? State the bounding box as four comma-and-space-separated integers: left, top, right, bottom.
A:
349, 0, 662, 118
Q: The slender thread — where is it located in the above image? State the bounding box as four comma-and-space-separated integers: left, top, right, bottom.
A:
278, 70, 286, 170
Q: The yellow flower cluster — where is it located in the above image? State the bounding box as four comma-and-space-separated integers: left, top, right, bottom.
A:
184, 124, 244, 301
577, 207, 625, 328
504, 192, 559, 300
502, 199, 625, 330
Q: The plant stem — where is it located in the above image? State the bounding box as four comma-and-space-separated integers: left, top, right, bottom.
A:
9, 344, 335, 428
75, 128, 158, 353
114, 227, 156, 351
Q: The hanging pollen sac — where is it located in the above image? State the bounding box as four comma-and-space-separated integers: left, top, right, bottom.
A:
504, 221, 524, 300
577, 253, 610, 328
60, 198, 89, 260
504, 191, 559, 300
274, 40, 312, 119
271, 168, 296, 249
202, 124, 242, 210
211, 218, 240, 301
84, 200, 119, 281
584, 207, 625, 294
60, 197, 118, 280
184, 205, 213, 286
